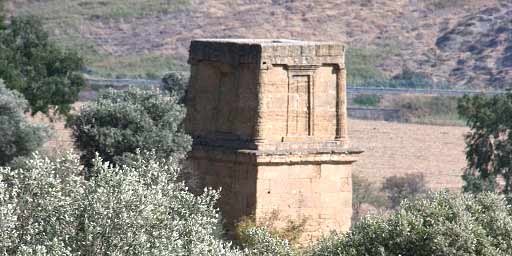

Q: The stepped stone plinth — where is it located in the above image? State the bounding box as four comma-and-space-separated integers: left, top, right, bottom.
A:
185, 39, 361, 241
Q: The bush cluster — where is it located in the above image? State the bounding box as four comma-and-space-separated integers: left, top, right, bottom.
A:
68, 87, 192, 170
352, 94, 381, 107
381, 94, 461, 125
381, 173, 428, 209
0, 151, 242, 255
311, 192, 512, 256
161, 71, 189, 102
235, 210, 306, 254
0, 80, 50, 166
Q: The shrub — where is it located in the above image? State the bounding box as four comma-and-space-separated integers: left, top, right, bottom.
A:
310, 192, 512, 256
0, 80, 50, 166
352, 174, 389, 223
161, 71, 189, 102
382, 94, 461, 125
381, 173, 428, 209
68, 87, 192, 170
236, 210, 306, 251
0, 151, 242, 255
392, 66, 433, 86
0, 16, 84, 117
241, 227, 296, 256
352, 94, 381, 107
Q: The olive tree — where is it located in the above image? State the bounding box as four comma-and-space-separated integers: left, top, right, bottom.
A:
310, 192, 512, 256
68, 87, 192, 170
0, 80, 50, 166
0, 151, 242, 255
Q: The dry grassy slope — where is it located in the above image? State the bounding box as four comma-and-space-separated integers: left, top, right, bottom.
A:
349, 118, 468, 191
11, 0, 511, 88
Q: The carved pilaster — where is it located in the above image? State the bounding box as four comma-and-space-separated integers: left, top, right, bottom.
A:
253, 68, 267, 145
335, 65, 349, 146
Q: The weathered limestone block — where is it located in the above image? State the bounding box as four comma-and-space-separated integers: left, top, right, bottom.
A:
185, 39, 362, 241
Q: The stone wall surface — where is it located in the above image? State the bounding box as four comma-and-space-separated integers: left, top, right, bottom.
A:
185, 39, 360, 241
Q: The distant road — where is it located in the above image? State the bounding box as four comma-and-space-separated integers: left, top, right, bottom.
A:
84, 78, 507, 97
85, 78, 162, 87
347, 87, 506, 97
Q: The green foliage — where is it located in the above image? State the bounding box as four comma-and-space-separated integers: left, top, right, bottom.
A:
383, 95, 462, 125
68, 87, 192, 170
346, 48, 434, 89
0, 16, 85, 116
236, 210, 306, 251
0, 0, 5, 30
310, 192, 512, 256
0, 151, 242, 255
0, 80, 50, 166
381, 173, 428, 209
235, 211, 302, 256
462, 168, 497, 194
352, 174, 389, 223
241, 227, 296, 256
352, 94, 381, 107
345, 47, 387, 84
162, 71, 189, 102
457, 93, 512, 194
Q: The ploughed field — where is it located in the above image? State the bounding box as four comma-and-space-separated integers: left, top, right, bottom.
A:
349, 119, 468, 191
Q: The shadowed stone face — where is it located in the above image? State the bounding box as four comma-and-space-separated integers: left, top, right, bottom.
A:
185, 39, 361, 241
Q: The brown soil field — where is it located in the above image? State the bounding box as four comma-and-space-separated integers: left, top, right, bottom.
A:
349, 118, 469, 191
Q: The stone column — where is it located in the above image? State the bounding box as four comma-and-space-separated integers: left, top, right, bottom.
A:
253, 68, 267, 145
335, 66, 348, 146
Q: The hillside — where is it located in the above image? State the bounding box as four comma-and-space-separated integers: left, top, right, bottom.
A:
8, 0, 511, 89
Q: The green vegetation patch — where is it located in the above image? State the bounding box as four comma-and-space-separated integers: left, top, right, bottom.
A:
381, 94, 464, 125
88, 54, 188, 79
345, 47, 388, 84
352, 94, 382, 107
346, 46, 434, 88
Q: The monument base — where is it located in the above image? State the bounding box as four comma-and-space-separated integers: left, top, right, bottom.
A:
189, 145, 361, 241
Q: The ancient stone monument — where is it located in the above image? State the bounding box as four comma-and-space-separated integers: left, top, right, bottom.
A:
185, 39, 361, 241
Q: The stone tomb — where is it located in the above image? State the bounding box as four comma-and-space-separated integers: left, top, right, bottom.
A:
185, 39, 361, 241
